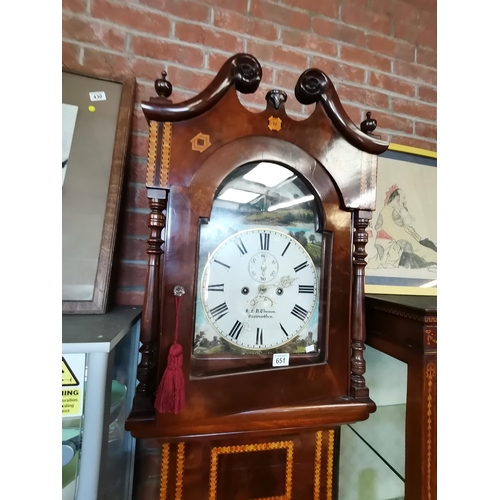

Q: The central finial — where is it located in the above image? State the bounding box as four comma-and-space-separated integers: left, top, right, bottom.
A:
265, 89, 287, 110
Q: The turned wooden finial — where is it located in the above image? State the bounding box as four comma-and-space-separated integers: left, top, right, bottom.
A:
265, 89, 287, 110
360, 111, 377, 135
155, 70, 173, 99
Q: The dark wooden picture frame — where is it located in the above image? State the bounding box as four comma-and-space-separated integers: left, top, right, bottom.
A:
62, 67, 135, 314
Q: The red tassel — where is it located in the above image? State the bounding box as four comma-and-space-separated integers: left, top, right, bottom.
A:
155, 294, 185, 414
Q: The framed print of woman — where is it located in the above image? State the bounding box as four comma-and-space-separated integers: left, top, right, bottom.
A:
367, 184, 437, 271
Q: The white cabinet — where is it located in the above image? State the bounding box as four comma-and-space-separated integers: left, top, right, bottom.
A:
62, 306, 141, 500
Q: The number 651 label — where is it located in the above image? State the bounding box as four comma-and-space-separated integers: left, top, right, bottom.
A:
272, 353, 290, 367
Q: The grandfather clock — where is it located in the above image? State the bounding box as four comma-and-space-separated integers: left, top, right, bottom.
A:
126, 53, 389, 500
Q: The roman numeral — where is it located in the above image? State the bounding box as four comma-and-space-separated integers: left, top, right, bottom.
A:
207, 283, 224, 292
209, 302, 229, 322
291, 304, 308, 321
298, 285, 315, 294
294, 261, 308, 273
256, 328, 263, 345
228, 320, 243, 340
260, 233, 270, 251
214, 259, 231, 269
279, 323, 289, 338
234, 238, 248, 255
281, 241, 291, 256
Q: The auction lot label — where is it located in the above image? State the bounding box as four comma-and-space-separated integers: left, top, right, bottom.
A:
62, 354, 86, 417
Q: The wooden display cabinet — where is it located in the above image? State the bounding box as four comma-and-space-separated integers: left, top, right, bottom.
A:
364, 294, 437, 500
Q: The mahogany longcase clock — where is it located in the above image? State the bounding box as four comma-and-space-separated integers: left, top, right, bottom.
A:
126, 53, 389, 500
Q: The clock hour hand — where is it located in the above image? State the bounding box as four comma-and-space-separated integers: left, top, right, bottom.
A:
249, 285, 274, 307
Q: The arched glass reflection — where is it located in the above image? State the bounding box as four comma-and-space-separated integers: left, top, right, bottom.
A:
193, 162, 323, 359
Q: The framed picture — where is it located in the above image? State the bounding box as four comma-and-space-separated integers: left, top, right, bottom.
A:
62, 67, 135, 313
365, 144, 437, 296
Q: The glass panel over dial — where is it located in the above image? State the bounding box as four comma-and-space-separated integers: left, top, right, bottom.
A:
193, 161, 324, 360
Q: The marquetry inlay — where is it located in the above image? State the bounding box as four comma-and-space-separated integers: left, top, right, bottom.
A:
209, 441, 294, 500
159, 444, 169, 500
146, 120, 159, 187
314, 430, 336, 500
190, 132, 211, 153
314, 431, 322, 500
268, 116, 282, 131
425, 328, 437, 345
159, 442, 185, 500
175, 442, 185, 500
146, 121, 172, 188
326, 430, 335, 500
369, 304, 437, 323
160, 122, 172, 187
426, 362, 436, 500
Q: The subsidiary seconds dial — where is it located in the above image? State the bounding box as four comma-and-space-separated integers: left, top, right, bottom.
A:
200, 228, 318, 350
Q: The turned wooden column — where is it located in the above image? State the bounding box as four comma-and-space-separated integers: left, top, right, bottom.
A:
135, 191, 167, 409
350, 210, 371, 398
134, 71, 174, 411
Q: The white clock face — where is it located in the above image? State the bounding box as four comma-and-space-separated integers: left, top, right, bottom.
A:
200, 228, 319, 350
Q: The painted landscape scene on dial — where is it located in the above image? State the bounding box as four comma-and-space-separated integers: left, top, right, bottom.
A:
193, 204, 323, 356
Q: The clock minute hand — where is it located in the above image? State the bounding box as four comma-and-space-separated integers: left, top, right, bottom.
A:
264, 275, 296, 288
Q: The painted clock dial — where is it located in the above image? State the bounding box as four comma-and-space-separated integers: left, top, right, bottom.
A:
200, 228, 318, 350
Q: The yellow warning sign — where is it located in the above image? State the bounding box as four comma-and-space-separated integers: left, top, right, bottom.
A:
62, 355, 84, 417
62, 388, 81, 416
62, 357, 79, 386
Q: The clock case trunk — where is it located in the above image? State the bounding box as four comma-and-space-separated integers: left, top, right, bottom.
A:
126, 54, 389, 441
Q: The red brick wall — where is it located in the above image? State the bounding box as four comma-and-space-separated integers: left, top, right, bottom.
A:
62, 0, 437, 306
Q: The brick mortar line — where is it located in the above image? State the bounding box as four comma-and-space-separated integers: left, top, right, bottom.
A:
66, 36, 436, 93
62, 10, 436, 74
380, 129, 437, 143
261, 0, 323, 16
63, 9, 436, 67
124, 32, 131, 53
289, 14, 433, 48
260, 0, 428, 38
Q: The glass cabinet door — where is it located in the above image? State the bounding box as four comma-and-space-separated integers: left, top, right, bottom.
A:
103, 320, 140, 500
62, 353, 87, 500
338, 345, 407, 500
